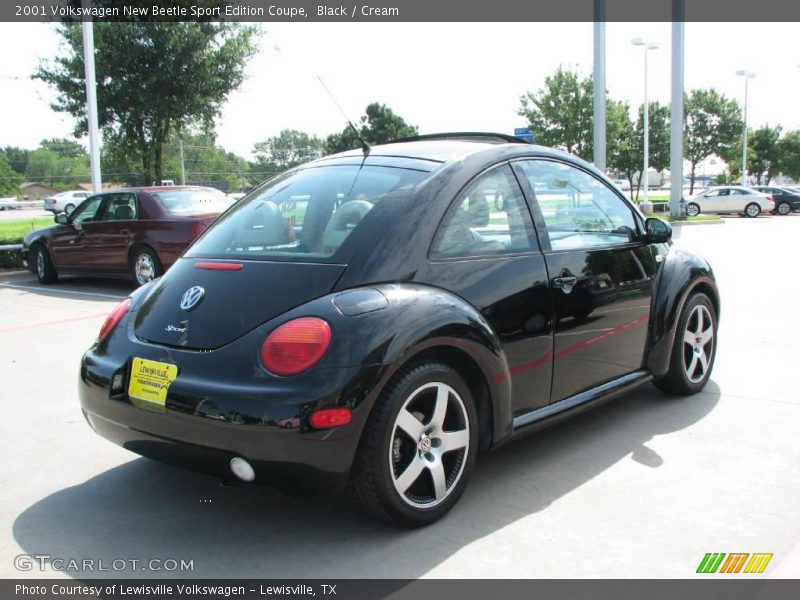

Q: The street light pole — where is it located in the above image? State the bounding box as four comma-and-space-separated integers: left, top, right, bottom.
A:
81, 0, 102, 194
632, 38, 660, 213
736, 70, 756, 185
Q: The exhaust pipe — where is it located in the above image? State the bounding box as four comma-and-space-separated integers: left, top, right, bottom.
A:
229, 457, 255, 482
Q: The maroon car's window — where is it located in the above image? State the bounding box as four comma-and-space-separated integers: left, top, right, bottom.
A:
152, 189, 230, 216
185, 165, 427, 262
70, 196, 104, 225
99, 193, 138, 221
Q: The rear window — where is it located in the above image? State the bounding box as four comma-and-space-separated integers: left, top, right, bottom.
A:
185, 165, 427, 262
153, 188, 231, 216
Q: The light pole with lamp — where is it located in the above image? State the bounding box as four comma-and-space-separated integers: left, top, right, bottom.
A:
632, 38, 660, 214
735, 70, 756, 185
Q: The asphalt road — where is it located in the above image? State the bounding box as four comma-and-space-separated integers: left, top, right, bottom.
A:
1, 215, 798, 579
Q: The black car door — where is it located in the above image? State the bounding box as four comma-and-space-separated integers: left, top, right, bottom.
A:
513, 159, 658, 403
415, 163, 554, 416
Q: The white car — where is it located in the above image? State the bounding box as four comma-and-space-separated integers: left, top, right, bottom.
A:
0, 197, 21, 211
687, 186, 774, 218
43, 190, 92, 214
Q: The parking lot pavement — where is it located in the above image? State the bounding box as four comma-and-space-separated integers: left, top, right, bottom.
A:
1, 215, 798, 580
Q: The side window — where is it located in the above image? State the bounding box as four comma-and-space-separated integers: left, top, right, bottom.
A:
100, 193, 138, 221
704, 189, 720, 197
431, 164, 537, 258
70, 196, 105, 225
516, 160, 637, 251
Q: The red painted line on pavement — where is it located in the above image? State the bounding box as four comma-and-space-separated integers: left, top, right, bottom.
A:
0, 312, 107, 334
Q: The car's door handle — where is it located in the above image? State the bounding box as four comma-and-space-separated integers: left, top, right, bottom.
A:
120, 229, 130, 236
552, 276, 578, 291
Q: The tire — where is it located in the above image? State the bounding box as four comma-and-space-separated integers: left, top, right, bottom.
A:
686, 202, 700, 217
744, 203, 761, 218
129, 246, 163, 287
777, 202, 791, 216
33, 244, 58, 284
64, 203, 75, 215
350, 362, 479, 527
654, 292, 717, 395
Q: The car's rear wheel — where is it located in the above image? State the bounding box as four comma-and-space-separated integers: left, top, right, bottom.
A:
686, 202, 700, 217
744, 203, 761, 218
130, 246, 162, 286
34, 244, 58, 284
351, 362, 478, 527
776, 202, 791, 216
654, 292, 717, 395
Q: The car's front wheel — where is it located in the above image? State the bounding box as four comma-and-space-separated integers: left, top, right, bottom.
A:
686, 202, 700, 217
34, 244, 58, 284
776, 202, 791, 216
64, 203, 75, 215
654, 292, 717, 395
744, 202, 761, 218
351, 362, 478, 527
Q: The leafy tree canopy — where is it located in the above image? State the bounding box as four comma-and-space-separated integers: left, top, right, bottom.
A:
324, 103, 418, 154
253, 129, 323, 172
35, 18, 258, 185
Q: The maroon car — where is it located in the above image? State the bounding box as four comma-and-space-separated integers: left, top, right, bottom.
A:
22, 186, 231, 286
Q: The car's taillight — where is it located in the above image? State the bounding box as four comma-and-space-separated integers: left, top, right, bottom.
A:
98, 297, 132, 342
260, 317, 332, 376
310, 408, 352, 429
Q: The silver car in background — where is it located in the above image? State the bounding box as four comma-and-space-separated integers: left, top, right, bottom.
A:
43, 190, 91, 214
686, 186, 774, 218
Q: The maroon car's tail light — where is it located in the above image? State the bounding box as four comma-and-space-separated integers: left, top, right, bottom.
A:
194, 262, 244, 271
98, 297, 132, 342
310, 408, 352, 429
260, 317, 332, 376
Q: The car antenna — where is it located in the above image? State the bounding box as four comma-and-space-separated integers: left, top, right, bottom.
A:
317, 75, 370, 156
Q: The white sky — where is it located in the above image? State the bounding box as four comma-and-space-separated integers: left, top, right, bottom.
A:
0, 21, 798, 164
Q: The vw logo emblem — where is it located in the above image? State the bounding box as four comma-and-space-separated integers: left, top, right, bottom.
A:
180, 286, 205, 311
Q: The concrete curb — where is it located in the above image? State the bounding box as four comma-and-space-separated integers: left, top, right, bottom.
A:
668, 219, 725, 227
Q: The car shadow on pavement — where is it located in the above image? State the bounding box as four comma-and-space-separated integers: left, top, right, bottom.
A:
12, 382, 720, 579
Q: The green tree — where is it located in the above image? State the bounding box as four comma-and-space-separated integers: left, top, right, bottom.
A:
518, 66, 595, 160
25, 143, 89, 190
324, 103, 418, 154
35, 18, 258, 185
253, 129, 323, 172
684, 89, 743, 194
1, 147, 30, 174
739, 125, 782, 184
39, 137, 86, 159
777, 130, 800, 181
607, 103, 641, 198
0, 154, 23, 196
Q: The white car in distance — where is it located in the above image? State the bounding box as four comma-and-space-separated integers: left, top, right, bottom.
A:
686, 186, 774, 218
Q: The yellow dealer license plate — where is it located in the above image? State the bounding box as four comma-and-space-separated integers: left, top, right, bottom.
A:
128, 357, 178, 407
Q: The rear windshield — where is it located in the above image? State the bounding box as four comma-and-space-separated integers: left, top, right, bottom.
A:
185, 165, 427, 262
153, 188, 231, 216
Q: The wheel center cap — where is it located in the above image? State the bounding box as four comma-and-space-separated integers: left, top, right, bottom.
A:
419, 436, 432, 453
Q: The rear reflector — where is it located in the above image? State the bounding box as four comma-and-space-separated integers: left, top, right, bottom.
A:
310, 408, 352, 429
98, 297, 132, 342
194, 262, 244, 271
260, 317, 332, 376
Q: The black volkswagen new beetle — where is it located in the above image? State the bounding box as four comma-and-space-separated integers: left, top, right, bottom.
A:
79, 134, 719, 527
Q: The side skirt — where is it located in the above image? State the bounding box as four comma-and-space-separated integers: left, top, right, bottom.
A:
510, 369, 653, 436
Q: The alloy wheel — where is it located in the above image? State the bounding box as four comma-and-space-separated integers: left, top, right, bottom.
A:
687, 203, 700, 217
746, 203, 760, 217
682, 304, 714, 384
389, 382, 470, 509
777, 202, 790, 215
135, 253, 155, 285
36, 250, 45, 279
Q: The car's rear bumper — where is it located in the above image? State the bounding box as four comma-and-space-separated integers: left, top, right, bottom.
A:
78, 348, 382, 494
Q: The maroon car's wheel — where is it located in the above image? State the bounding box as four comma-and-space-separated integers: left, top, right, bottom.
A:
34, 244, 58, 284
350, 362, 478, 527
130, 247, 163, 286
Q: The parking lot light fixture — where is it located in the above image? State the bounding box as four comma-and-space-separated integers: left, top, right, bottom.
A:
632, 38, 660, 214
736, 70, 756, 185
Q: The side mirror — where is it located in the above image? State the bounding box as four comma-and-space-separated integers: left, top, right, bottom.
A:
644, 217, 672, 243
55, 213, 69, 225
